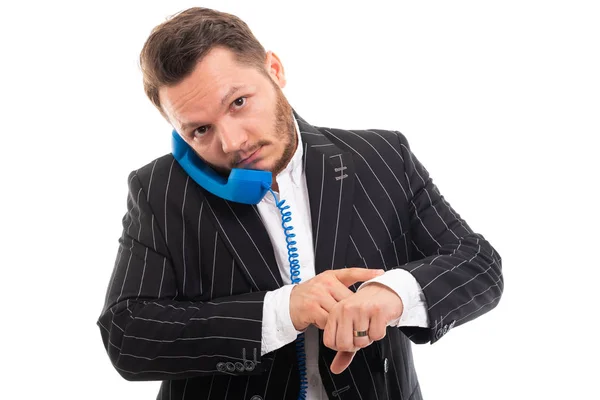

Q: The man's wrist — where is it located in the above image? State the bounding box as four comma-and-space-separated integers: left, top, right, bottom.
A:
358, 282, 404, 322
358, 268, 430, 328
261, 285, 301, 356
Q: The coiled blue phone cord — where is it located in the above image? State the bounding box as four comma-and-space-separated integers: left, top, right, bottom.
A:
268, 188, 308, 400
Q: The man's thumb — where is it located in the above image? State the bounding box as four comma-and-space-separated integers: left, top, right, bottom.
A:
331, 351, 356, 374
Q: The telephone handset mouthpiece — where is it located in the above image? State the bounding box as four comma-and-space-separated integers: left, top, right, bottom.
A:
171, 130, 272, 204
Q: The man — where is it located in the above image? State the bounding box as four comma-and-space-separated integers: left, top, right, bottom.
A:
98, 7, 503, 400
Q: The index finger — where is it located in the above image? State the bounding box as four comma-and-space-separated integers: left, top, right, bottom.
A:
332, 268, 385, 287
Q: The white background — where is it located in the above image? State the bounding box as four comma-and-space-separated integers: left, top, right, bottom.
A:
1, 1, 599, 399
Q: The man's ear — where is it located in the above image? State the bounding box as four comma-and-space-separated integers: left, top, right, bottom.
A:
264, 50, 286, 88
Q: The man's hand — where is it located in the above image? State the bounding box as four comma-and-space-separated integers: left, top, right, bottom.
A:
289, 268, 385, 331
323, 282, 404, 374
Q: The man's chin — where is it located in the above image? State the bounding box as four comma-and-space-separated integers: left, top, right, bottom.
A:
237, 159, 271, 172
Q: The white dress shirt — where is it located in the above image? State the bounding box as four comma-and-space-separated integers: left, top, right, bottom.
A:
257, 116, 429, 399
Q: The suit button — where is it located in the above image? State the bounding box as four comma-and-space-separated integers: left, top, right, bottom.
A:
383, 358, 389, 373
235, 362, 244, 372
250, 396, 263, 400
226, 362, 236, 372
244, 360, 256, 371
443, 324, 449, 334
216, 362, 226, 372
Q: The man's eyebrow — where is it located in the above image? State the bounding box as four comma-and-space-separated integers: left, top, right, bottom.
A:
180, 119, 203, 132
180, 86, 245, 132
221, 86, 242, 106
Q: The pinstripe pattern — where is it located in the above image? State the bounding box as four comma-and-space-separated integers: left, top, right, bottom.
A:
98, 112, 502, 399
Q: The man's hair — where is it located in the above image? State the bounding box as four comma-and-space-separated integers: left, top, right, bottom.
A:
140, 7, 267, 117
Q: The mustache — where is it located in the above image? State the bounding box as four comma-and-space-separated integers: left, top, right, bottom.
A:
231, 140, 271, 166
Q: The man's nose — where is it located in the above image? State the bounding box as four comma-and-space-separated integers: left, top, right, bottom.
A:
219, 125, 248, 154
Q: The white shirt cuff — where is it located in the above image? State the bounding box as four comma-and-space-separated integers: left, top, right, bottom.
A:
261, 285, 302, 356
358, 268, 430, 328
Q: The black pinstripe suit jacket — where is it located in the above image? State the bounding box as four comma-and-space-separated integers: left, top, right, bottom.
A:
98, 112, 503, 400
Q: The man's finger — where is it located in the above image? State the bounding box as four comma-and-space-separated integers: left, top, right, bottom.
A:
327, 283, 354, 302
368, 310, 388, 342
333, 268, 385, 287
331, 351, 356, 374
313, 308, 329, 330
336, 307, 354, 351
318, 294, 340, 312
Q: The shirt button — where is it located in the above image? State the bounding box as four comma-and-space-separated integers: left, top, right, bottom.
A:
383, 358, 389, 373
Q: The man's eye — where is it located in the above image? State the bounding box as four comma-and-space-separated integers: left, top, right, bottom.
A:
193, 126, 210, 137
232, 97, 246, 108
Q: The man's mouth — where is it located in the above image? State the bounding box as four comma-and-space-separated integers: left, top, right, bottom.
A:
236, 146, 263, 167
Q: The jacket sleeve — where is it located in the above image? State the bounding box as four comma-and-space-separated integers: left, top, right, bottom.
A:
393, 132, 504, 344
97, 172, 268, 381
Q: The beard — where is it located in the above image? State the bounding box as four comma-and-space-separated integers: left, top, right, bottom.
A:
268, 85, 296, 175
226, 83, 296, 175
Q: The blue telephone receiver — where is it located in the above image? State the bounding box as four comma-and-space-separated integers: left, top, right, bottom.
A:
171, 129, 272, 204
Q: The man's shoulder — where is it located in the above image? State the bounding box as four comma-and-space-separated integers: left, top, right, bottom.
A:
294, 112, 410, 149
127, 153, 177, 186
312, 125, 410, 150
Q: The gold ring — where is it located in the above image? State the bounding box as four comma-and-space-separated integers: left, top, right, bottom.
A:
353, 330, 369, 337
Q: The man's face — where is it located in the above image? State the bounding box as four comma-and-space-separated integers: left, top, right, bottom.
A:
159, 47, 296, 176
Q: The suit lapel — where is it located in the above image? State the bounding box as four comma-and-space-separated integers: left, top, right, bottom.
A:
198, 185, 283, 292
192, 112, 355, 290
296, 113, 355, 274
